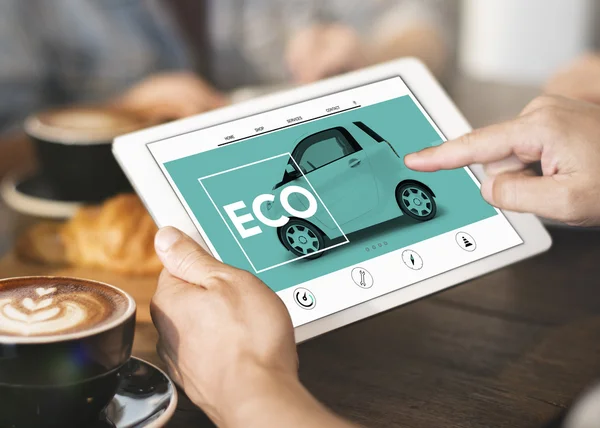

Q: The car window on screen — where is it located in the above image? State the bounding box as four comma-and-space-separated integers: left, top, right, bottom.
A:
299, 132, 354, 173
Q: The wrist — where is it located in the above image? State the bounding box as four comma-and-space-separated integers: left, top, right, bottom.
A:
218, 362, 348, 428
217, 362, 299, 425
191, 358, 352, 428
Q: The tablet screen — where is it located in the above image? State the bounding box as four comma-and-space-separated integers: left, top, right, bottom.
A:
147, 77, 523, 327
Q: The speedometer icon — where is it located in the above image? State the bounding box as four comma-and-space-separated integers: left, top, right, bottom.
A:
293, 288, 316, 310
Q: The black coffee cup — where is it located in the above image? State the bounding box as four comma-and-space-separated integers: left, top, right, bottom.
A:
0, 276, 137, 428
24, 107, 150, 203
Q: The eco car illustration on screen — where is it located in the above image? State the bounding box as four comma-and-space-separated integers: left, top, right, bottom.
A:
265, 121, 437, 259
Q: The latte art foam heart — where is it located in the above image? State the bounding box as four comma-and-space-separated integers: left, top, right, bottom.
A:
0, 281, 128, 338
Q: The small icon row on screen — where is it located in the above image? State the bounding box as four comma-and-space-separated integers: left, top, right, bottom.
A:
293, 232, 477, 310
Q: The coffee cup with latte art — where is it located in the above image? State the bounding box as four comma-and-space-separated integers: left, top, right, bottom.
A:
0, 276, 136, 428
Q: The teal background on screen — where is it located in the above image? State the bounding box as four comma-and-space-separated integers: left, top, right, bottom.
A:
164, 96, 498, 292
199, 153, 345, 272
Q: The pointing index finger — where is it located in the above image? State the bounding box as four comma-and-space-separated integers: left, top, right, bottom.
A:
405, 117, 542, 172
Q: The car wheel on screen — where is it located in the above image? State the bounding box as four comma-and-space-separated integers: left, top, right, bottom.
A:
278, 219, 326, 260
396, 182, 437, 221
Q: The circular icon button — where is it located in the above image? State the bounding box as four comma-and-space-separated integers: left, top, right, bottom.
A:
293, 288, 316, 310
402, 250, 423, 270
456, 232, 476, 252
351, 267, 374, 289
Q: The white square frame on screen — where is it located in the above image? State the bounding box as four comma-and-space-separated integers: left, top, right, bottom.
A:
113, 58, 552, 343
197, 152, 350, 274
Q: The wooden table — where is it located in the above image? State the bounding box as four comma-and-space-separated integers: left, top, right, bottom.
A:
1, 227, 600, 427
1, 77, 597, 427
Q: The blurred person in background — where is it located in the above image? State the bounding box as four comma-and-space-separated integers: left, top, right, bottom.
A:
545, 53, 600, 104
0, 0, 448, 176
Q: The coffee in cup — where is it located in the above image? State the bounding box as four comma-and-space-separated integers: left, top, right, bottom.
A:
0, 276, 136, 428
24, 107, 150, 203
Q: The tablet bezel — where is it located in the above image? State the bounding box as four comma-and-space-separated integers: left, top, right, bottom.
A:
113, 58, 552, 343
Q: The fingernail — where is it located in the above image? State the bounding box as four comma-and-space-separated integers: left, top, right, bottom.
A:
155, 227, 182, 252
404, 153, 422, 168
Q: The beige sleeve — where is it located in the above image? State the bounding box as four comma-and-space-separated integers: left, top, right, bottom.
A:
366, 0, 450, 48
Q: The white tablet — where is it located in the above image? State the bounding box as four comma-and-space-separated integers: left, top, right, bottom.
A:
114, 58, 551, 342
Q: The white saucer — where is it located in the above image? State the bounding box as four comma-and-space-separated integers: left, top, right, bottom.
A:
0, 172, 82, 219
94, 357, 178, 428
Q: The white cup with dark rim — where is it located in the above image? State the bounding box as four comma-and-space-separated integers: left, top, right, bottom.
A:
0, 276, 137, 428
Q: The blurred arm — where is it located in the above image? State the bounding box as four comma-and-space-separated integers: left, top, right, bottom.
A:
323, 0, 448, 76
545, 53, 600, 104
368, 25, 447, 76
0, 1, 43, 178
365, 0, 448, 76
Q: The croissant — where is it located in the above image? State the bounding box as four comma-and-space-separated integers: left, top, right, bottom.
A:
16, 194, 162, 276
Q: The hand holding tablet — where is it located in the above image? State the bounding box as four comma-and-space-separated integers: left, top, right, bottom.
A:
114, 59, 551, 342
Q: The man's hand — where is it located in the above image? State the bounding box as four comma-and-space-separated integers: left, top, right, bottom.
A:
114, 72, 227, 123
286, 24, 366, 84
545, 53, 600, 104
405, 95, 600, 227
151, 227, 354, 428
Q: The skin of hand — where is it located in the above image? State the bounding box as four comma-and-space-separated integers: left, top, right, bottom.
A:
286, 24, 367, 84
545, 53, 600, 104
405, 95, 600, 227
151, 227, 355, 428
113, 71, 227, 123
